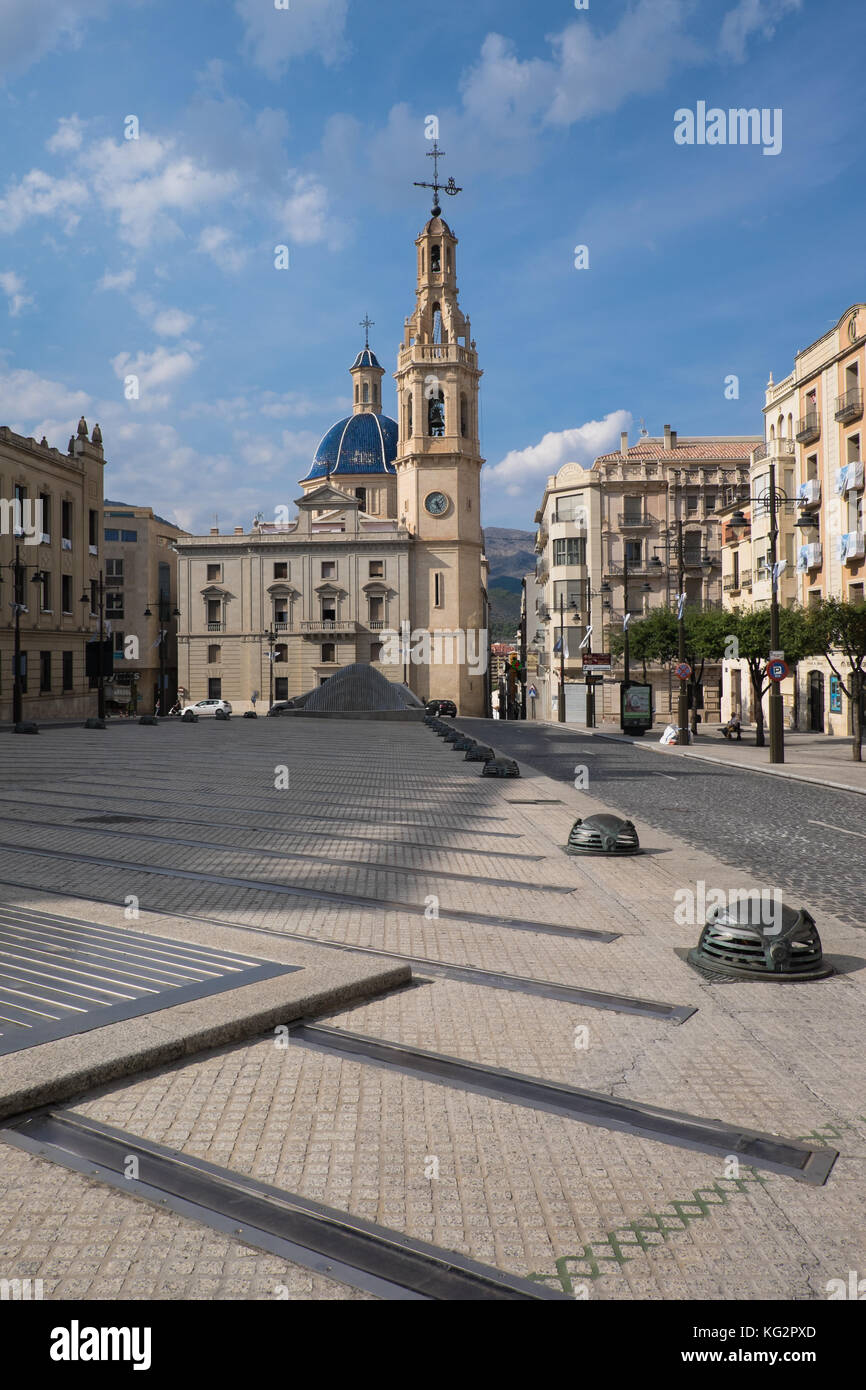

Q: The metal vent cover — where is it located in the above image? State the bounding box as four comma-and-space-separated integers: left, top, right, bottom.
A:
451, 737, 476, 751
465, 744, 494, 762
565, 814, 641, 856
482, 757, 521, 778
688, 902, 832, 981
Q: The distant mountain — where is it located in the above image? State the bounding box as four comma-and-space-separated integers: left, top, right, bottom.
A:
483, 526, 536, 584
484, 526, 536, 642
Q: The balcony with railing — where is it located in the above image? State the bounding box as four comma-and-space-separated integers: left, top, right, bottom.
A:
752, 437, 796, 462
797, 478, 822, 508
835, 388, 864, 424
796, 411, 821, 445
535, 528, 548, 553
300, 618, 359, 634
723, 575, 741, 592
740, 570, 753, 588
618, 512, 657, 529
206, 621, 223, 632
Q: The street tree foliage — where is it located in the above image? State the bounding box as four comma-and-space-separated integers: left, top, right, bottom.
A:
729, 605, 815, 747
805, 598, 866, 761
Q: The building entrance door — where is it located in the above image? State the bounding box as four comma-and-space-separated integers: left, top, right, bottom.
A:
809, 671, 824, 732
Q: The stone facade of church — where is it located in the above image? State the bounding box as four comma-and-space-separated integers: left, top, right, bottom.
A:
175, 205, 488, 714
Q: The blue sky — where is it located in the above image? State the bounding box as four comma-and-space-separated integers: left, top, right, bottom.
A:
0, 0, 863, 534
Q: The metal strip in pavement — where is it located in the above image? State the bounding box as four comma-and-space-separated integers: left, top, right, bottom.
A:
0, 1111, 566, 1301
0, 910, 299, 1057
0, 815, 564, 896
0, 903, 670, 1020
0, 844, 617, 943
0, 789, 520, 838
290, 1024, 838, 1186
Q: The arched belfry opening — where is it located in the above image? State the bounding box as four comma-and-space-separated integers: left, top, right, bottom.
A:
428, 390, 445, 437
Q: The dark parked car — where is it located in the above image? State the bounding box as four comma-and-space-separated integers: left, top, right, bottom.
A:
426, 699, 457, 717
267, 700, 298, 716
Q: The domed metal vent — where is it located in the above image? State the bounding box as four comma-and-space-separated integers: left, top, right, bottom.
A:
565, 814, 640, 856
482, 757, 520, 778
465, 744, 494, 762
451, 736, 476, 751
688, 902, 831, 980
444, 729, 463, 743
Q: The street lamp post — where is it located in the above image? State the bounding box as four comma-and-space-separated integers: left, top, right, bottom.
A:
1, 545, 47, 724
623, 549, 631, 686
557, 592, 566, 723
143, 596, 181, 715
80, 571, 108, 720
263, 623, 277, 711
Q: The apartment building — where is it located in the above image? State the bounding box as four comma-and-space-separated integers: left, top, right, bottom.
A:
531, 429, 755, 724
102, 502, 189, 715
720, 304, 866, 735
0, 418, 104, 722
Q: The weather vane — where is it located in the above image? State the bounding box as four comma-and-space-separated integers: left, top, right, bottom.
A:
360, 313, 374, 348
413, 140, 462, 217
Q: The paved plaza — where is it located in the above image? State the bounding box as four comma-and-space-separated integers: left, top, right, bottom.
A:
0, 716, 864, 1301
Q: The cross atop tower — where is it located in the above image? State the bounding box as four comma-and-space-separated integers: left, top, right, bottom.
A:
413, 140, 462, 217
359, 313, 374, 348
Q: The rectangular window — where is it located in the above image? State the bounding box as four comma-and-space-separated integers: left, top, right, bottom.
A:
113, 632, 125, 655
625, 540, 642, 566
89, 509, 98, 548
208, 677, 222, 699
275, 677, 289, 701
104, 529, 119, 542
686, 493, 699, 514
274, 562, 288, 579
369, 560, 384, 578
62, 574, 72, 613
207, 644, 221, 663
848, 433, 862, 464
368, 596, 384, 624
62, 650, 73, 691
370, 641, 383, 662
553, 579, 587, 611
40, 651, 51, 692
321, 561, 336, 578
206, 563, 222, 582
106, 558, 124, 580
106, 592, 124, 619
552, 537, 586, 566
433, 572, 444, 607
849, 583, 864, 605
40, 571, 51, 611
321, 642, 336, 663
61, 499, 72, 547
206, 599, 221, 627
39, 492, 50, 538
622, 497, 643, 523
120, 530, 138, 543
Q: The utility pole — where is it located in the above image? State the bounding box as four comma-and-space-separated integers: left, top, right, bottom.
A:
768, 460, 784, 764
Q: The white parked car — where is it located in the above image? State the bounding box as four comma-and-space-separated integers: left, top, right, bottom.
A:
182, 698, 232, 718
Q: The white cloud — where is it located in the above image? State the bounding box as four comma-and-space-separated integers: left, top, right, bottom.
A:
0, 366, 90, 425
486, 412, 632, 495
98, 268, 136, 291
276, 176, 331, 245
111, 345, 198, 409
720, 0, 803, 62
0, 270, 34, 317
46, 115, 85, 154
197, 225, 248, 273
235, 0, 349, 78
152, 307, 195, 337
82, 134, 239, 248
0, 0, 113, 77
0, 168, 86, 235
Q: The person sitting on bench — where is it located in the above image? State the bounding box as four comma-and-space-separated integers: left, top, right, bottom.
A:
722, 715, 742, 741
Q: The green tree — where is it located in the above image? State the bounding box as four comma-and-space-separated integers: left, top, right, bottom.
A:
730, 606, 815, 748
611, 608, 678, 678
805, 598, 866, 761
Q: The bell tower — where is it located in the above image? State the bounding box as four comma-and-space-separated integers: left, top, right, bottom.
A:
395, 144, 486, 715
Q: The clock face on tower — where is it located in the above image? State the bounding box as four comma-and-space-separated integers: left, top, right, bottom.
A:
424, 491, 449, 516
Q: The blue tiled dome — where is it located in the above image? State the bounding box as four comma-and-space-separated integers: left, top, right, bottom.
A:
351, 347, 382, 369
305, 411, 398, 481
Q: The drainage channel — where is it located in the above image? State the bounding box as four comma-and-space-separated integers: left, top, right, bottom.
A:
0, 901, 675, 1021
0, 845, 618, 943
0, 790, 520, 839
0, 816, 563, 897
0, 1111, 566, 1301
290, 1024, 838, 1186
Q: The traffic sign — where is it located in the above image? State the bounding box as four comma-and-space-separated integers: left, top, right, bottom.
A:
767, 658, 789, 682
582, 652, 612, 672
769, 650, 784, 661
674, 661, 692, 681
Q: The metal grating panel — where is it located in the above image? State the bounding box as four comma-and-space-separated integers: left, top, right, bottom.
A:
0, 905, 299, 1057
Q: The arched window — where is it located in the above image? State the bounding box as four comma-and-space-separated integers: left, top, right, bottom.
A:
355, 487, 367, 510
373, 382, 378, 403
460, 393, 468, 437
787, 413, 793, 439
432, 303, 442, 345
421, 248, 425, 274
430, 243, 441, 274
354, 385, 359, 402
407, 391, 413, 435
428, 390, 445, 437
363, 382, 369, 403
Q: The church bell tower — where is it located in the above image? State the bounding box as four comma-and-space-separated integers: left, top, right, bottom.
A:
396, 145, 486, 715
